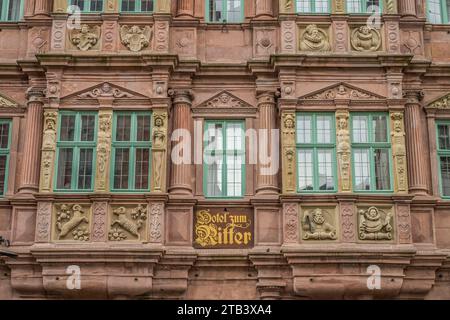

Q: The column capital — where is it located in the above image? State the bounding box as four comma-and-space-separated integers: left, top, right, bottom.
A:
403, 89, 424, 104
26, 86, 46, 104
168, 88, 194, 105
257, 90, 279, 105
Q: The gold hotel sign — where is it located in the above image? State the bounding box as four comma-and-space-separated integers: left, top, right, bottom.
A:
193, 208, 254, 249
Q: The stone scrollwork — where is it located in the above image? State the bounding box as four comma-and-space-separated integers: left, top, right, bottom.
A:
358, 207, 393, 241
282, 112, 296, 193
39, 110, 58, 192
152, 111, 168, 192
351, 26, 382, 52
336, 111, 352, 192
391, 112, 408, 193
53, 204, 91, 241
0, 93, 18, 108
69, 24, 101, 51
109, 205, 148, 241
95, 111, 112, 192
120, 25, 153, 52
301, 208, 337, 240
427, 93, 450, 109
299, 24, 330, 52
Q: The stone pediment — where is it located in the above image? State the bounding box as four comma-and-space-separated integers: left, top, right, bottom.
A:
0, 93, 19, 108
196, 91, 253, 109
300, 82, 385, 101
426, 92, 450, 109
61, 82, 149, 102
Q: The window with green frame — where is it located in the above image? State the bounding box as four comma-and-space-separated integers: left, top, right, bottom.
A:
0, 119, 11, 196
296, 113, 336, 192
427, 0, 450, 23
70, 0, 104, 12
0, 0, 24, 21
346, 0, 381, 13
120, 0, 154, 12
296, 0, 330, 13
206, 0, 243, 23
351, 113, 392, 192
111, 112, 152, 192
203, 120, 245, 198
436, 121, 450, 197
55, 111, 97, 192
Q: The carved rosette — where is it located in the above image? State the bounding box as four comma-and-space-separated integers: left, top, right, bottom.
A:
358, 206, 394, 241
301, 208, 337, 241
396, 204, 412, 244
151, 111, 168, 192
283, 203, 299, 243
391, 112, 408, 193
340, 202, 356, 242
50, 18, 66, 51
35, 202, 52, 243
92, 202, 108, 242
336, 111, 352, 192
94, 111, 112, 192
52, 204, 91, 242
108, 204, 148, 242
39, 110, 58, 192
282, 112, 296, 193
149, 202, 164, 243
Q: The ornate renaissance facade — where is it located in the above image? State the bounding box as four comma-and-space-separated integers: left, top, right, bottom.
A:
0, 0, 450, 299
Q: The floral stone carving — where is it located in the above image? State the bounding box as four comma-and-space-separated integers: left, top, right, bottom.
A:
358, 207, 393, 241
300, 25, 330, 52
54, 204, 90, 241
120, 25, 153, 52
351, 26, 381, 52
109, 204, 147, 241
69, 24, 100, 51
301, 208, 337, 240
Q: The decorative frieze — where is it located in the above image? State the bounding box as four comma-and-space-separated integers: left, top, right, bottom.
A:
391, 112, 408, 193
299, 24, 330, 52
0, 93, 18, 108
427, 92, 450, 109
109, 204, 148, 242
69, 24, 101, 51
151, 111, 168, 192
52, 204, 91, 241
336, 111, 352, 192
120, 25, 153, 52
94, 111, 112, 192
351, 26, 382, 52
358, 206, 394, 241
283, 203, 298, 243
281, 112, 296, 193
39, 110, 58, 193
300, 208, 337, 241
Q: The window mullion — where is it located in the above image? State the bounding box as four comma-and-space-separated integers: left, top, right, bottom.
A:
222, 122, 227, 197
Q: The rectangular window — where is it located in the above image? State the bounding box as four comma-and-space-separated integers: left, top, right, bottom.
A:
204, 120, 245, 198
207, 0, 243, 23
0, 0, 23, 21
346, 0, 381, 13
426, 0, 450, 23
436, 122, 450, 197
296, 113, 336, 192
351, 113, 392, 192
296, 0, 330, 13
111, 112, 152, 192
55, 112, 97, 191
0, 119, 11, 196
121, 0, 154, 12
70, 0, 103, 12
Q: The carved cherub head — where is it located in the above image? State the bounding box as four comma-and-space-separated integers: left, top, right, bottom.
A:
359, 26, 371, 35
365, 207, 381, 221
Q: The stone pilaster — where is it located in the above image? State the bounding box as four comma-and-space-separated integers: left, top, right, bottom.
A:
399, 0, 416, 16
169, 89, 193, 196
333, 0, 345, 14
177, 0, 194, 17
94, 110, 112, 193
391, 111, 408, 194
18, 88, 45, 194
24, 0, 36, 17
256, 92, 279, 195
279, 0, 295, 14
384, 0, 398, 14
53, 0, 67, 13
255, 0, 273, 17
156, 0, 171, 13
404, 90, 428, 195
151, 110, 169, 192
105, 0, 119, 13
34, 0, 51, 15
336, 110, 352, 193
39, 109, 58, 193
281, 111, 296, 194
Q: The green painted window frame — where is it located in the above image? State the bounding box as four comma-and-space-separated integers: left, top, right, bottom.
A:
54, 111, 98, 192
350, 112, 393, 193
435, 120, 450, 198
0, 119, 11, 197
69, 0, 104, 13
296, 0, 331, 14
426, 0, 450, 24
120, 0, 154, 13
346, 0, 383, 14
203, 120, 245, 199
110, 111, 152, 193
205, 0, 244, 23
296, 112, 337, 193
0, 0, 24, 21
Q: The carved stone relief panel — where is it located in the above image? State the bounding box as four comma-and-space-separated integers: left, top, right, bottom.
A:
151, 111, 168, 192
396, 204, 412, 244
333, 20, 348, 53
154, 21, 170, 53
281, 21, 296, 54
27, 27, 50, 57
148, 202, 164, 243
68, 24, 101, 51
283, 203, 299, 243
39, 110, 58, 193
279, 0, 295, 13
35, 202, 52, 243
390, 112, 408, 193
401, 30, 424, 56
94, 111, 112, 192
336, 111, 352, 192
51, 18, 67, 51
351, 26, 382, 52
108, 204, 148, 242
102, 20, 118, 52
52, 204, 92, 242
384, 0, 398, 14
299, 24, 331, 52
172, 28, 196, 58
385, 20, 400, 53
92, 202, 108, 242
120, 25, 153, 52
358, 206, 394, 241
300, 207, 338, 241
340, 202, 356, 242
281, 112, 296, 193
254, 28, 276, 58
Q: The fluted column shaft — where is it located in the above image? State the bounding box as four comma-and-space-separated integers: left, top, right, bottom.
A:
256, 0, 274, 17
256, 92, 279, 195
19, 90, 44, 194
399, 0, 416, 16
404, 90, 429, 194
34, 0, 51, 15
169, 90, 193, 195
24, 0, 36, 17
177, 0, 194, 16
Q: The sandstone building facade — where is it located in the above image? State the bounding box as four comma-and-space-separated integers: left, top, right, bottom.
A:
0, 0, 450, 299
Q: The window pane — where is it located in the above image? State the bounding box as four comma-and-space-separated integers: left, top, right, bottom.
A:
316, 115, 332, 144
297, 115, 312, 144
347, 0, 361, 13
80, 114, 96, 141
428, 0, 443, 23
226, 123, 242, 151
206, 157, 223, 196
72, 0, 85, 11
315, 0, 329, 13
116, 115, 131, 141
227, 0, 241, 22
372, 115, 388, 143
352, 115, 369, 143
134, 148, 150, 189
0, 155, 7, 195
114, 148, 130, 189
209, 0, 224, 22
226, 154, 242, 197
60, 115, 76, 141
318, 149, 334, 190
441, 156, 450, 196
122, 0, 136, 11
205, 123, 223, 150
136, 114, 151, 141
297, 0, 311, 13
366, 0, 380, 12
57, 148, 74, 189
78, 148, 93, 189
438, 124, 450, 150
298, 149, 314, 191
90, 0, 103, 11
7, 0, 21, 20
374, 148, 391, 190
141, 0, 153, 11
0, 123, 10, 149
354, 149, 370, 190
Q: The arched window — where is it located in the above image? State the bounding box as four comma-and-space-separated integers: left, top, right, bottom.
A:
120, 0, 154, 13
206, 0, 243, 23
296, 0, 330, 14
0, 0, 24, 21
427, 0, 450, 23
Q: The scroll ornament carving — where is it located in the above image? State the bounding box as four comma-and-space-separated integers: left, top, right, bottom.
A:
206, 92, 248, 108
397, 205, 411, 243
92, 202, 107, 241
428, 93, 450, 109
300, 25, 330, 52
341, 203, 355, 242
0, 95, 18, 108
79, 83, 133, 99
109, 205, 147, 241
391, 112, 408, 192
95, 112, 112, 191
358, 207, 393, 240
36, 202, 52, 242
336, 112, 351, 192
284, 203, 298, 242
301, 208, 337, 240
149, 203, 163, 242
304, 84, 380, 100
55, 204, 90, 241
351, 26, 381, 52
69, 24, 100, 51
120, 25, 152, 52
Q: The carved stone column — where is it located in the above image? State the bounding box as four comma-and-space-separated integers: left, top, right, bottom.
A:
94, 110, 112, 192
169, 89, 193, 196
255, 0, 273, 17
34, 0, 51, 15
399, 0, 416, 16
156, 0, 171, 13
24, 0, 36, 17
39, 109, 58, 193
336, 110, 352, 193
151, 110, 169, 192
390, 112, 408, 194
18, 88, 45, 194
256, 92, 279, 195
281, 111, 296, 194
404, 90, 428, 195
177, 0, 194, 17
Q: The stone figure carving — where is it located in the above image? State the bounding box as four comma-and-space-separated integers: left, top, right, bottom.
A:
301, 208, 337, 240
359, 207, 393, 240
110, 205, 147, 241
69, 24, 100, 51
95, 112, 112, 192
40, 111, 58, 192
300, 24, 330, 52
303, 83, 381, 100
79, 83, 133, 99
336, 112, 351, 191
391, 112, 407, 192
152, 112, 167, 191
55, 204, 89, 240
351, 26, 381, 52
282, 112, 296, 193
120, 25, 153, 52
